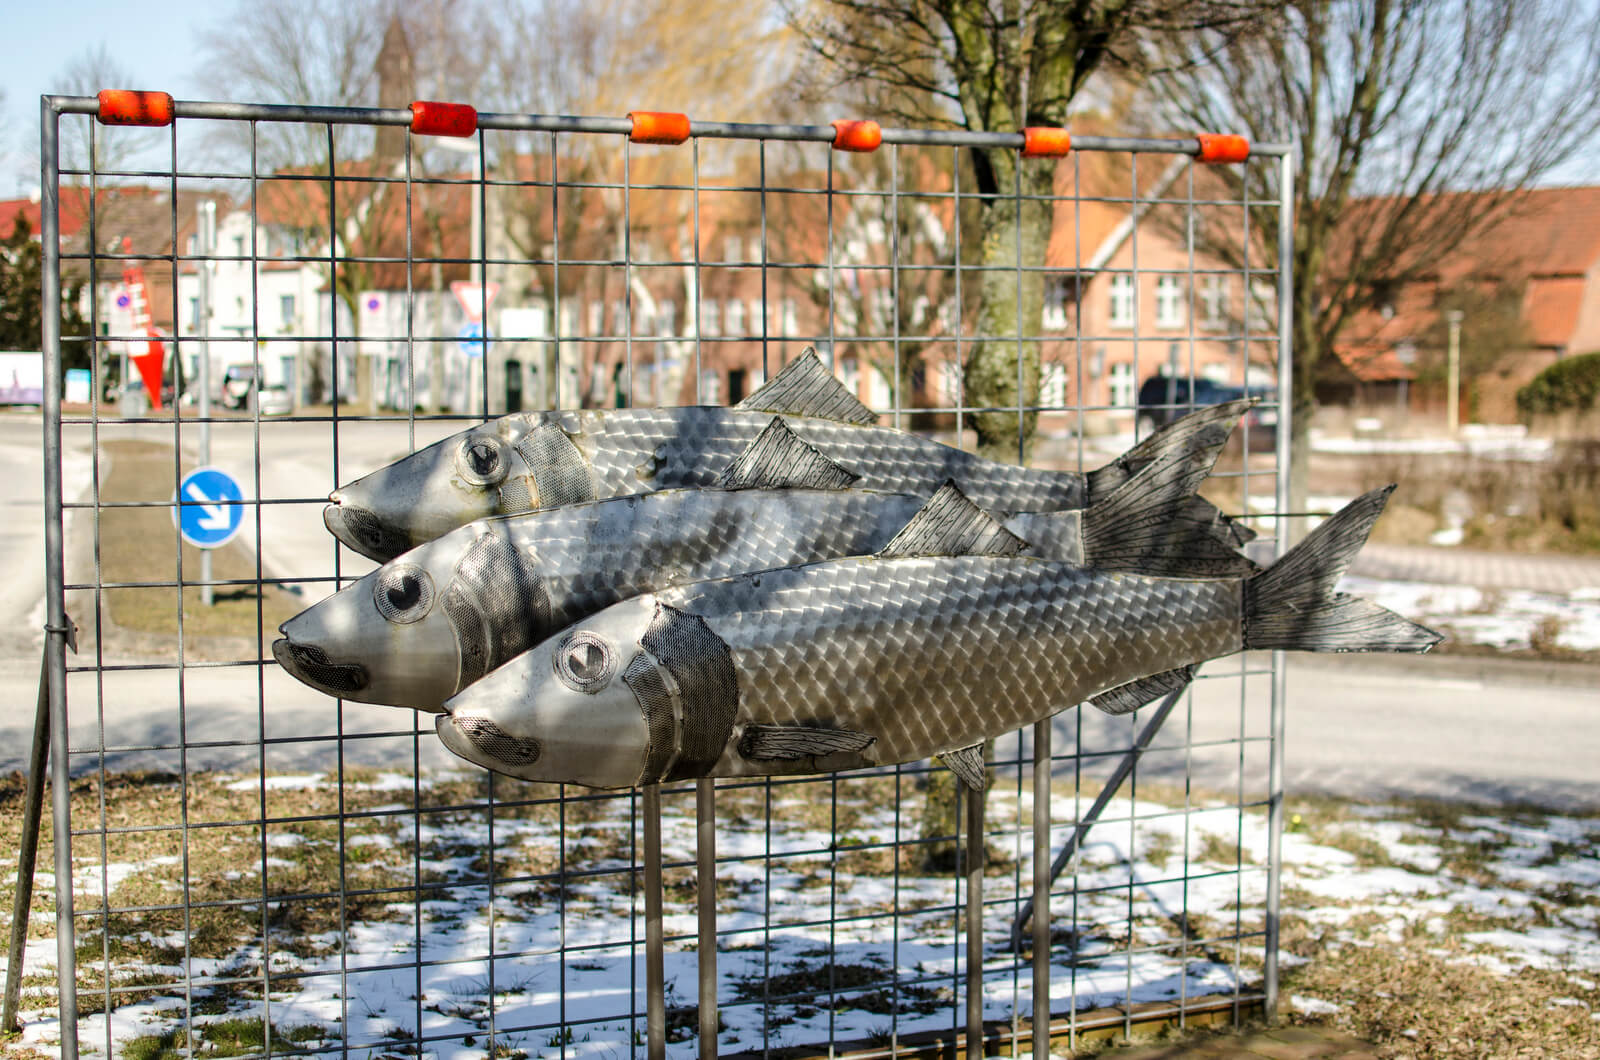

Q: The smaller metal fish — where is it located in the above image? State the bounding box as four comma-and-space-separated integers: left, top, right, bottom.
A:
322, 348, 1257, 561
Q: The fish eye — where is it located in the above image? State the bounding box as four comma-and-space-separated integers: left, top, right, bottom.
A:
456, 434, 508, 487
553, 631, 615, 694
373, 564, 435, 624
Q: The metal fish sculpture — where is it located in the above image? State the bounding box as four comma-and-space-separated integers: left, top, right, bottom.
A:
323, 348, 1256, 562
434, 485, 1440, 790
274, 422, 1257, 713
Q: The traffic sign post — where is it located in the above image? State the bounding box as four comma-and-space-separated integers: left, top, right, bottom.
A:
173, 467, 245, 606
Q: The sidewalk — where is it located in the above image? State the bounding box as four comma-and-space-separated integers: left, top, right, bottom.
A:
1091, 1024, 1377, 1059
1350, 542, 1600, 593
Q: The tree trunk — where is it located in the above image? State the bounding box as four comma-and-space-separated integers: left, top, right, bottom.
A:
963, 152, 1052, 463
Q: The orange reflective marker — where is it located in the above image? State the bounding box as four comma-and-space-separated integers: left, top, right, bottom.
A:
1196, 133, 1250, 164
831, 119, 882, 153
410, 101, 478, 138
1022, 127, 1072, 158
96, 90, 174, 127
629, 112, 692, 146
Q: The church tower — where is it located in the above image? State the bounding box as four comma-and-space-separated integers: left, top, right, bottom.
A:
375, 14, 415, 165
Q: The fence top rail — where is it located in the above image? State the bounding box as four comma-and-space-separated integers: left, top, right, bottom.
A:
44, 93, 1291, 157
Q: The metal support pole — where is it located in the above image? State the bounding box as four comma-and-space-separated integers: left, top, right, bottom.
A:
697, 778, 718, 1058
40, 94, 79, 1060
1010, 687, 1188, 949
965, 782, 984, 1060
643, 783, 666, 1060
1264, 147, 1298, 1022
196, 200, 215, 606
3, 647, 56, 1033
1031, 720, 1051, 1059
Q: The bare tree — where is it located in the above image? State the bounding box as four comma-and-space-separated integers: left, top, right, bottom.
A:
1148, 0, 1600, 528
791, 0, 1264, 460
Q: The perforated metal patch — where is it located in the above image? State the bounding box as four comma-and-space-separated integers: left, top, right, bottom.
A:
640, 603, 738, 780
454, 716, 541, 766
276, 640, 368, 695
444, 530, 552, 693
623, 653, 677, 784
499, 476, 535, 514
515, 423, 596, 508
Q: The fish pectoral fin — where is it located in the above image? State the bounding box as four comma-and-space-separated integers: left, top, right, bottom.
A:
736, 346, 878, 425
739, 724, 875, 761
938, 742, 988, 791
1089, 665, 1198, 716
878, 482, 1030, 558
717, 417, 861, 491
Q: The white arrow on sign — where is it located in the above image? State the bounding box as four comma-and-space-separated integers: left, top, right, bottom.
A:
185, 481, 233, 530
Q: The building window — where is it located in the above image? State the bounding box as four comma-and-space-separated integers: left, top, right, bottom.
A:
1043, 274, 1080, 332
188, 297, 201, 330
613, 301, 627, 334
1200, 276, 1227, 328
586, 301, 603, 335
700, 300, 719, 337
1155, 276, 1184, 329
280, 294, 296, 327
725, 299, 744, 336
869, 366, 892, 409
657, 299, 676, 336
724, 234, 743, 263
232, 235, 245, 257
1109, 274, 1135, 327
1248, 281, 1276, 332
1041, 362, 1067, 408
780, 299, 798, 336
1109, 361, 1135, 409
699, 370, 722, 404
837, 357, 860, 398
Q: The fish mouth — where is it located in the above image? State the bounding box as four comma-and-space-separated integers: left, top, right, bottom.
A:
272, 637, 369, 697
323, 495, 410, 562
436, 713, 542, 768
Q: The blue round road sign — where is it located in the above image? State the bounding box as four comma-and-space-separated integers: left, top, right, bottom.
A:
174, 467, 245, 549
458, 321, 486, 358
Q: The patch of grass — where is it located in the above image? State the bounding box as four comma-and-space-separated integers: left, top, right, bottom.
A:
119, 1017, 333, 1058
94, 439, 303, 644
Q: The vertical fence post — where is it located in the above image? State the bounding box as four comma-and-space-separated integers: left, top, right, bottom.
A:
966, 782, 984, 1060
1264, 146, 1297, 1022
40, 94, 79, 1060
698, 779, 718, 1057
1031, 720, 1051, 1057
644, 783, 667, 1060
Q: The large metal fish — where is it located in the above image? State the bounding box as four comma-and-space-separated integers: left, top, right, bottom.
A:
434, 485, 1440, 790
274, 423, 1257, 713
323, 348, 1256, 562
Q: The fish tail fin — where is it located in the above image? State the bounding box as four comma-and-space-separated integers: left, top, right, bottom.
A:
1086, 398, 1259, 546
1242, 486, 1442, 653
1081, 441, 1259, 578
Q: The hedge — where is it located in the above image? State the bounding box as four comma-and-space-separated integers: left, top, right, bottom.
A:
1516, 351, 1600, 420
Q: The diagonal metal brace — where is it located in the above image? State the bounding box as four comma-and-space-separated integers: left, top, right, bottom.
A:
4, 619, 75, 1034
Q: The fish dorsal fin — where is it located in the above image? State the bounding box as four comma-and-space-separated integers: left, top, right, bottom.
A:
736, 347, 878, 425
877, 482, 1028, 558
717, 417, 861, 491
938, 743, 987, 791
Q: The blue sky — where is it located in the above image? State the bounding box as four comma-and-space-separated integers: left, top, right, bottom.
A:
2, 0, 219, 196
4, 3, 1598, 198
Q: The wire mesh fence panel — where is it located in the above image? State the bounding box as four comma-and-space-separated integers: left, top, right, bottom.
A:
31, 92, 1293, 1060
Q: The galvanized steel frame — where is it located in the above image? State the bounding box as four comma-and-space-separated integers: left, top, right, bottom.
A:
35, 93, 1295, 1060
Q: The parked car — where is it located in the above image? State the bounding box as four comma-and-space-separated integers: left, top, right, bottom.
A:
1136, 374, 1277, 448
252, 383, 293, 416
220, 364, 256, 410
